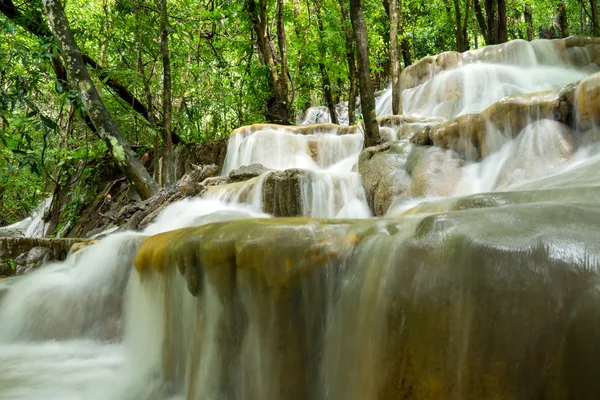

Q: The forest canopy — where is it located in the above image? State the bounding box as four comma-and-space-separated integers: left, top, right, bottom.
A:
0, 0, 596, 225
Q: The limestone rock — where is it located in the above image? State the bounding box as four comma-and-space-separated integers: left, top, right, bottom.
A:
230, 123, 358, 137
493, 120, 575, 189
358, 142, 412, 216
400, 51, 462, 91
14, 246, 53, 275
228, 163, 270, 182
576, 71, 600, 130
0, 237, 90, 261
132, 171, 600, 400
409, 126, 433, 146
378, 115, 442, 141
261, 169, 312, 217
409, 147, 464, 198
401, 37, 600, 94
428, 90, 568, 160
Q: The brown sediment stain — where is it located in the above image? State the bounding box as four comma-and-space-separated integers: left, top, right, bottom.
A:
134, 218, 361, 300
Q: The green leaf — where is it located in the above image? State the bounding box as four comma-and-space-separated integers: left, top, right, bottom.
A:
40, 115, 58, 130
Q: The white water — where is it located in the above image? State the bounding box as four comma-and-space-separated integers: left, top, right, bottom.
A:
400, 64, 591, 119
1, 38, 600, 399
0, 198, 52, 238
219, 124, 370, 218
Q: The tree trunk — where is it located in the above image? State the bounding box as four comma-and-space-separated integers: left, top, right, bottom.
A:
400, 38, 412, 66
390, 0, 402, 114
276, 0, 289, 106
497, 0, 507, 43
349, 0, 380, 146
481, 0, 507, 44
462, 0, 471, 48
319, 63, 338, 124
246, 0, 290, 123
42, 0, 159, 200
315, 0, 338, 124
160, 0, 174, 185
134, 0, 159, 184
474, 0, 489, 43
453, 0, 468, 52
339, 0, 358, 125
0, 0, 182, 145
524, 4, 534, 41
592, 0, 599, 36
554, 2, 569, 38
484, 0, 498, 44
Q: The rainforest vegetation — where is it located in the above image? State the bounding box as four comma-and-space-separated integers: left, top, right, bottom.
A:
0, 0, 597, 225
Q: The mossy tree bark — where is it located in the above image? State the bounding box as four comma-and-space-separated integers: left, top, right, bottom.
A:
160, 0, 174, 185
349, 0, 380, 146
42, 0, 159, 200
389, 0, 402, 115
0, 0, 182, 145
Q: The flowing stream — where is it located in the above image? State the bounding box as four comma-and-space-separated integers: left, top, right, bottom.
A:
1, 38, 600, 399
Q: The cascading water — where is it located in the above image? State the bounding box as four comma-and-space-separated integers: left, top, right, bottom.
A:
215, 124, 371, 218
1, 37, 600, 399
0, 198, 53, 238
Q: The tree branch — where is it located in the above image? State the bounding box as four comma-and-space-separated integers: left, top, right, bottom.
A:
0, 0, 182, 144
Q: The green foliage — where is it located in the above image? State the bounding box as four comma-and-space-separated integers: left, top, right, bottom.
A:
0, 259, 15, 271
0, 0, 595, 225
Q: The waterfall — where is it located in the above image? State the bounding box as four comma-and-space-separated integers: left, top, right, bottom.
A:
2, 38, 600, 399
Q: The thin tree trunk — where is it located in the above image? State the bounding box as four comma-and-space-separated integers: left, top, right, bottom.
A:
400, 38, 412, 66
42, 0, 159, 199
484, 0, 498, 44
524, 4, 533, 40
135, 0, 159, 184
246, 0, 290, 123
497, 0, 507, 43
276, 0, 289, 106
390, 0, 402, 114
349, 0, 380, 146
97, 0, 109, 96
453, 0, 466, 51
554, 2, 569, 38
0, 0, 182, 144
160, 0, 175, 185
474, 0, 489, 43
462, 0, 471, 48
315, 0, 338, 124
592, 0, 599, 36
319, 63, 338, 124
473, 6, 478, 48
160, 0, 173, 185
339, 0, 357, 125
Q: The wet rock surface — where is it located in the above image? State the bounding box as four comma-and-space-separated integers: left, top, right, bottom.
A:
133, 156, 600, 399
228, 163, 270, 183
358, 142, 412, 216
400, 37, 600, 94
261, 169, 313, 217
14, 247, 53, 276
